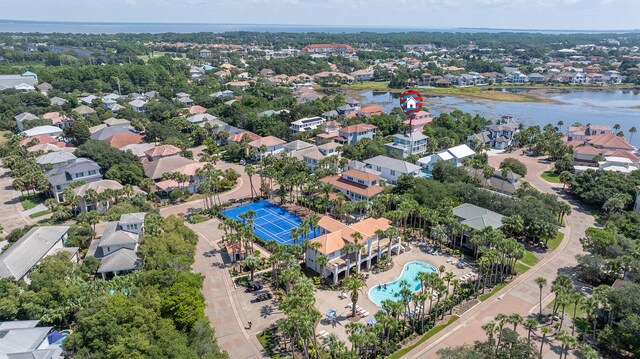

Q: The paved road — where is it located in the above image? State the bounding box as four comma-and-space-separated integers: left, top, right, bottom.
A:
160, 161, 260, 218
406, 151, 593, 359
0, 165, 32, 234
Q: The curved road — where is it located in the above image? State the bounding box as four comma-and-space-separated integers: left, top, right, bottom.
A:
406, 151, 593, 359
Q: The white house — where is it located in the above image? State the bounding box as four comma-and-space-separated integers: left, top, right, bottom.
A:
22, 125, 63, 138
248, 136, 286, 160
0, 226, 76, 282
290, 117, 326, 132
385, 133, 428, 158
363, 155, 424, 184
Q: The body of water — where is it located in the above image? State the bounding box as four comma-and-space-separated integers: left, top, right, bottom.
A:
368, 261, 436, 306
0, 20, 634, 34
359, 90, 640, 147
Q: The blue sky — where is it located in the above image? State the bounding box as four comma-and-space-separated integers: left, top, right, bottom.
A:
3, 0, 638, 30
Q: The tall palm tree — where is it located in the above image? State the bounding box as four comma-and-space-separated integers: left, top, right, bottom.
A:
539, 326, 551, 357
343, 276, 366, 318
535, 277, 547, 316
524, 318, 537, 344
613, 123, 621, 132
243, 255, 261, 281
570, 291, 584, 336
323, 333, 347, 359
629, 126, 637, 143
244, 164, 256, 199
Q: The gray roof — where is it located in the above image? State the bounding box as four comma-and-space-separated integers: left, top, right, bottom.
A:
119, 212, 146, 225
392, 132, 428, 141
14, 112, 38, 122
72, 105, 95, 115
97, 248, 142, 273
210, 124, 242, 136
0, 74, 38, 91
143, 156, 195, 180
364, 155, 421, 174
119, 143, 156, 157
452, 203, 504, 231
103, 118, 130, 127
187, 113, 217, 123
0, 226, 69, 280
486, 123, 518, 132
46, 158, 101, 186
35, 151, 76, 166
284, 140, 315, 152
98, 222, 138, 248
90, 125, 134, 141
49, 97, 67, 106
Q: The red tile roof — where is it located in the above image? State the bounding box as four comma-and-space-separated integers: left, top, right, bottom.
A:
228, 131, 261, 143
587, 133, 633, 150
105, 133, 144, 149
339, 123, 377, 134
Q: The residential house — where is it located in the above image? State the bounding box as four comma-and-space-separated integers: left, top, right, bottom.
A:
301, 43, 356, 55
467, 167, 523, 195
305, 216, 399, 284
291, 147, 326, 171
119, 143, 156, 160
452, 203, 504, 250
92, 213, 146, 279
226, 81, 251, 90
187, 113, 218, 124
320, 169, 384, 202
72, 105, 95, 117
105, 132, 144, 149
103, 117, 131, 127
248, 136, 286, 160
43, 111, 73, 128
469, 122, 519, 150
228, 131, 261, 143
338, 124, 377, 144
143, 156, 206, 193
403, 111, 432, 133
0, 226, 76, 281
73, 179, 144, 213
128, 99, 147, 113
290, 116, 326, 132
144, 144, 181, 162
508, 71, 529, 84
594, 156, 640, 174
336, 104, 358, 116
566, 124, 611, 141
0, 320, 65, 358
385, 132, 428, 158
50, 96, 68, 106
80, 95, 98, 105
528, 73, 545, 83
586, 133, 634, 151
418, 144, 475, 171
0, 72, 38, 91
199, 49, 211, 58
284, 140, 315, 154
14, 112, 39, 131
318, 142, 341, 157
363, 155, 423, 184
357, 105, 385, 117
260, 68, 276, 76
350, 69, 375, 81
47, 158, 102, 202
22, 125, 63, 138
90, 124, 135, 141
571, 145, 639, 168
35, 151, 77, 169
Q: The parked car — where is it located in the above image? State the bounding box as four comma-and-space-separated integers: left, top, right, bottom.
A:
247, 281, 263, 292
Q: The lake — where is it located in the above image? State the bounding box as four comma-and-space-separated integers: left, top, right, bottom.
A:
357, 90, 640, 147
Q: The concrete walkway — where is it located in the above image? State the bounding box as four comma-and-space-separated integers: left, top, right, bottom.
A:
406, 151, 592, 359
0, 165, 32, 234
187, 219, 273, 359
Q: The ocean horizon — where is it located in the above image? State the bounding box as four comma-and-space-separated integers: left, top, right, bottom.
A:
1, 19, 638, 34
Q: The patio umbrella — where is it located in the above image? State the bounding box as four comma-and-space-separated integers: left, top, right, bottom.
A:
326, 309, 337, 318
366, 318, 377, 325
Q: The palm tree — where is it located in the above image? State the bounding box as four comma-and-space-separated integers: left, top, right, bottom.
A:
539, 326, 551, 357
243, 255, 261, 281
557, 330, 577, 359
323, 333, 347, 359
524, 318, 537, 344
500, 167, 512, 193
244, 164, 256, 199
343, 276, 366, 318
482, 164, 495, 186
629, 126, 637, 143
559, 171, 573, 190
570, 291, 584, 336
613, 123, 621, 132
535, 277, 547, 317
508, 313, 523, 331
557, 120, 564, 131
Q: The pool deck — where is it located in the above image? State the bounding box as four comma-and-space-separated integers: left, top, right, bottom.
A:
314, 243, 474, 343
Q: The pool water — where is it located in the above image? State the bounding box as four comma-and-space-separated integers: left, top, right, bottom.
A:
420, 169, 433, 178
368, 261, 436, 306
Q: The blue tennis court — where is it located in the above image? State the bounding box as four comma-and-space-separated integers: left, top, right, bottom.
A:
220, 200, 316, 245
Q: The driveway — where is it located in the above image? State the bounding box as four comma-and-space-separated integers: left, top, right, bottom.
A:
405, 150, 592, 359
186, 218, 274, 359
0, 165, 32, 234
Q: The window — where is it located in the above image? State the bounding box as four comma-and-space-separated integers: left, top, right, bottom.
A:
358, 180, 364, 184
74, 172, 83, 178
376, 166, 381, 171
88, 170, 97, 175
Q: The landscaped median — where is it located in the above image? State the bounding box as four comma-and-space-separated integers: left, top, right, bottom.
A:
546, 232, 564, 250
540, 171, 561, 183
387, 316, 460, 359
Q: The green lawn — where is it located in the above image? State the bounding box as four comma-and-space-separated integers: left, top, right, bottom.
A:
547, 298, 586, 319
514, 262, 530, 274
386, 316, 459, 359
546, 233, 565, 250
541, 171, 561, 183
257, 328, 284, 359
479, 281, 510, 302
29, 210, 50, 218
137, 51, 185, 63
19, 193, 46, 210
521, 251, 539, 266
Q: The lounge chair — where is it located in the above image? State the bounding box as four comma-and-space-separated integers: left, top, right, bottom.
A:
318, 330, 328, 337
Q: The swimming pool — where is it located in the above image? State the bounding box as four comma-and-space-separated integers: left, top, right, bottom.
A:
368, 261, 436, 306
420, 169, 433, 178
